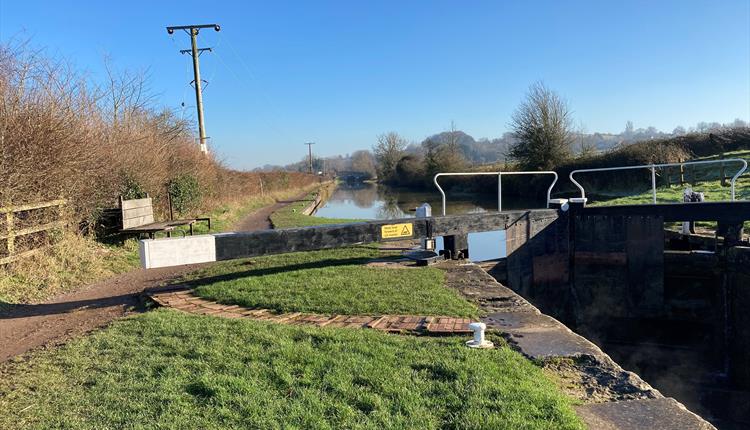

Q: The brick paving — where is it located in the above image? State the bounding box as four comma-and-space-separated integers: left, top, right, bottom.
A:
147, 286, 474, 335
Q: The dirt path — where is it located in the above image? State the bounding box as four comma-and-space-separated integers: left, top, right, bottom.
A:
0, 193, 309, 363
0, 264, 204, 362
232, 192, 309, 231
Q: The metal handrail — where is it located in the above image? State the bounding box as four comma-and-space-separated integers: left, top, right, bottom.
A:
569, 158, 748, 203
433, 171, 558, 216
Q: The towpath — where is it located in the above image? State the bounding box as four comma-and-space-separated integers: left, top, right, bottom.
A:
0, 192, 309, 362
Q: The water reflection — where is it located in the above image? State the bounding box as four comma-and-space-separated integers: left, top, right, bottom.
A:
314, 182, 501, 220
315, 182, 518, 260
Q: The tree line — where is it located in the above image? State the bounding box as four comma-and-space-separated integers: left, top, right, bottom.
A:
370, 82, 749, 188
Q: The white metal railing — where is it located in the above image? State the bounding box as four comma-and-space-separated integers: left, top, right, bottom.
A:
433, 171, 558, 216
569, 158, 748, 204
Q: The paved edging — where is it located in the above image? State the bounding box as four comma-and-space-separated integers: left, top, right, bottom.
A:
147, 285, 474, 335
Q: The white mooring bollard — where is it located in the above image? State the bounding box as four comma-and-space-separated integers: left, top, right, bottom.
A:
466, 322, 494, 349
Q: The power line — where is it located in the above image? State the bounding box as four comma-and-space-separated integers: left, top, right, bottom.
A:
166, 23, 220, 155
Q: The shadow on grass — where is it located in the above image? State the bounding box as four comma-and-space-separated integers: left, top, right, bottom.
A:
175, 256, 385, 289
0, 293, 144, 320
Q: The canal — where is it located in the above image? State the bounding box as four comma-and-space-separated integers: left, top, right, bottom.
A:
314, 181, 548, 261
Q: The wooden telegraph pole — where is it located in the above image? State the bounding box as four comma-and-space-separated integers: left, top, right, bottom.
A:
305, 142, 315, 173
166, 24, 220, 155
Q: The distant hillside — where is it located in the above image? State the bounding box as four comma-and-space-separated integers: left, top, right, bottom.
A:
555, 128, 750, 194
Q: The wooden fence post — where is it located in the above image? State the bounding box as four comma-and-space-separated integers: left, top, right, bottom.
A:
1, 199, 67, 265
6, 211, 13, 257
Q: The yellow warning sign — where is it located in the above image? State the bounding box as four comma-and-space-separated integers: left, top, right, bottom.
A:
381, 222, 414, 239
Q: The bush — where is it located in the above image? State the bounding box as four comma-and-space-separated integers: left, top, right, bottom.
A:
0, 41, 319, 230
119, 173, 148, 200
168, 174, 202, 215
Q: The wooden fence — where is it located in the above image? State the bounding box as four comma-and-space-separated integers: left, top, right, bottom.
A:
0, 199, 67, 265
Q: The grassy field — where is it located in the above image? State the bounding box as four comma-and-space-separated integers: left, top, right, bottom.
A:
589, 150, 750, 206
193, 183, 476, 317
190, 245, 478, 317
0, 310, 584, 430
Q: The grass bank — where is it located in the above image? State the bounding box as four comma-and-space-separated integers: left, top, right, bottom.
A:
0, 184, 319, 306
0, 234, 139, 306
181, 183, 321, 235
0, 310, 584, 430
590, 150, 750, 206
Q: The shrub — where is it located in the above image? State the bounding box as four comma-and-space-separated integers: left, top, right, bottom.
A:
119, 173, 148, 200
0, 41, 319, 230
168, 174, 202, 215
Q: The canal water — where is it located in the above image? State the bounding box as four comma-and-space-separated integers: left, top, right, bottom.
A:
314, 182, 548, 261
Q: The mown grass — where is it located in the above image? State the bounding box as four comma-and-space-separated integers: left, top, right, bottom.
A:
190, 245, 478, 317
0, 310, 584, 430
0, 182, 584, 429
194, 183, 476, 317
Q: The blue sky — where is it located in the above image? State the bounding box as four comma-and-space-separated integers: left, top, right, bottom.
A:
1, 1, 749, 169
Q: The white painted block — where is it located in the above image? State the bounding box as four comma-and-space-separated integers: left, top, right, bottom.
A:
139, 235, 217, 269
415, 203, 432, 218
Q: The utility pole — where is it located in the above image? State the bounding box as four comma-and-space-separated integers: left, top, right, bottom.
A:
304, 142, 315, 174
166, 23, 220, 155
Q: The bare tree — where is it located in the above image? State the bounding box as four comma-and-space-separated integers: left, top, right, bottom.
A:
508, 82, 574, 170
350, 150, 376, 178
373, 132, 407, 182
102, 57, 153, 130
624, 120, 634, 137
573, 121, 596, 158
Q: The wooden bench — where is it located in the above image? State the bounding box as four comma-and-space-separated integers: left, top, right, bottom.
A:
119, 195, 210, 239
